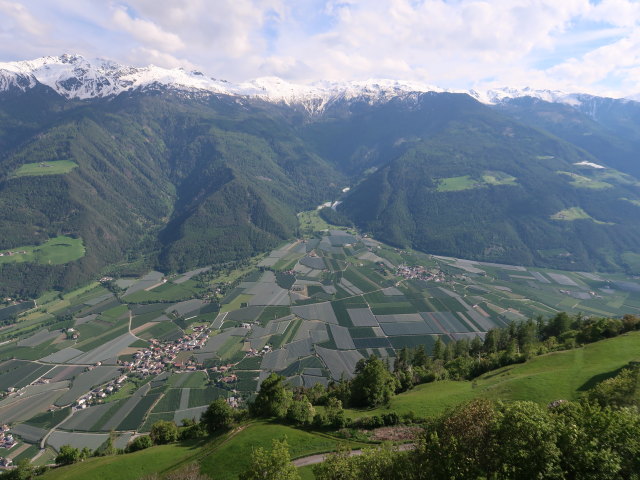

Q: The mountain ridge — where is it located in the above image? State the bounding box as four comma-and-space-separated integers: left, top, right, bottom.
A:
1, 54, 636, 113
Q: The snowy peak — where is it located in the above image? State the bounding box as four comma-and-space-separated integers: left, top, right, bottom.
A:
0, 54, 634, 113
469, 87, 584, 107
0, 54, 448, 110
0, 54, 234, 99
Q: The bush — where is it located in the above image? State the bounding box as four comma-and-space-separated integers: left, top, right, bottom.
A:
126, 435, 153, 453
201, 399, 234, 435
286, 400, 315, 426
150, 420, 178, 445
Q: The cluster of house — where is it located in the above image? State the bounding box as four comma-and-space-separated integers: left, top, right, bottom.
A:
75, 375, 127, 408
121, 326, 211, 376
396, 264, 444, 282
248, 344, 272, 357
0, 250, 27, 257
121, 324, 216, 373
65, 327, 79, 340
0, 425, 16, 467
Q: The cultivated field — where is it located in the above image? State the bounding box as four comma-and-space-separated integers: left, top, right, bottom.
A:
4, 219, 640, 464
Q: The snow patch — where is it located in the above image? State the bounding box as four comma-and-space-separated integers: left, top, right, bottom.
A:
574, 161, 605, 169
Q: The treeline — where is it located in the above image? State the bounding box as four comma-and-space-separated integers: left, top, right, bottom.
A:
249, 363, 640, 480
390, 312, 640, 391
282, 312, 640, 414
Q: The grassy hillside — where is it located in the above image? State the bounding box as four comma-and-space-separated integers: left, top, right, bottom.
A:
345, 331, 640, 419
41, 422, 367, 480
36, 332, 640, 479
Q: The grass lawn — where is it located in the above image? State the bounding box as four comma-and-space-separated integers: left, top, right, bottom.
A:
0, 236, 85, 265
199, 422, 368, 480
40, 440, 205, 480
299, 465, 315, 479
220, 294, 252, 314
298, 210, 331, 236
482, 171, 517, 186
345, 331, 640, 419
557, 171, 612, 189
436, 175, 479, 192
32, 447, 57, 467
123, 282, 197, 303
41, 422, 367, 480
12, 160, 78, 177
550, 207, 593, 221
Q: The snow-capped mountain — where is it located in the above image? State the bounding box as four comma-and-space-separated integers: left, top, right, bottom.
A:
0, 54, 451, 113
0, 54, 633, 113
468, 87, 584, 107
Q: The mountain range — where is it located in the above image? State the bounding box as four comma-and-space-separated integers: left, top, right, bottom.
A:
2, 54, 640, 297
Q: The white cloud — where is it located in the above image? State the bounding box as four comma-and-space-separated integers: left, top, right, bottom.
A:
0, 0, 639, 96
0, 0, 46, 36
111, 6, 185, 52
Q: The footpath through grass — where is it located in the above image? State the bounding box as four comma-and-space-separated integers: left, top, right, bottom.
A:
199, 421, 368, 480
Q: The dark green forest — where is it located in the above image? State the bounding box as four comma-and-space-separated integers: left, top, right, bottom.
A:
3, 86, 640, 297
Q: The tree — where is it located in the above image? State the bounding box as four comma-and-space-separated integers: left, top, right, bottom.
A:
314, 445, 408, 480
0, 459, 41, 480
312, 445, 358, 480
325, 397, 347, 428
286, 399, 315, 426
587, 365, 640, 408
126, 435, 153, 453
150, 420, 178, 445
488, 401, 562, 479
201, 398, 234, 434
251, 373, 292, 418
94, 431, 117, 456
350, 356, 398, 407
414, 399, 496, 479
55, 445, 82, 466
239, 438, 300, 480
411, 345, 428, 367
433, 337, 445, 359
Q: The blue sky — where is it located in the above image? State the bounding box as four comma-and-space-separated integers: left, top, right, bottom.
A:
1, 0, 639, 96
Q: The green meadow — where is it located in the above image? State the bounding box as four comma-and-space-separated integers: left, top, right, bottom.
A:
0, 236, 85, 265
12, 160, 78, 177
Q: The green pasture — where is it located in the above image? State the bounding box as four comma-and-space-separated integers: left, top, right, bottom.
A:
557, 171, 612, 189
436, 175, 479, 192
0, 236, 85, 265
12, 160, 77, 177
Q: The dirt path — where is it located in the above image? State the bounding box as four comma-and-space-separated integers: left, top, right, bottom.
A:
41, 408, 75, 449
292, 443, 415, 467
128, 310, 143, 340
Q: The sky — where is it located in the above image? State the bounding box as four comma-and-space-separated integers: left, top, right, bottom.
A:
0, 0, 639, 96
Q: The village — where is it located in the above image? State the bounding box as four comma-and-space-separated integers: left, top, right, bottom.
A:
396, 264, 445, 282
0, 424, 16, 467
73, 323, 273, 409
